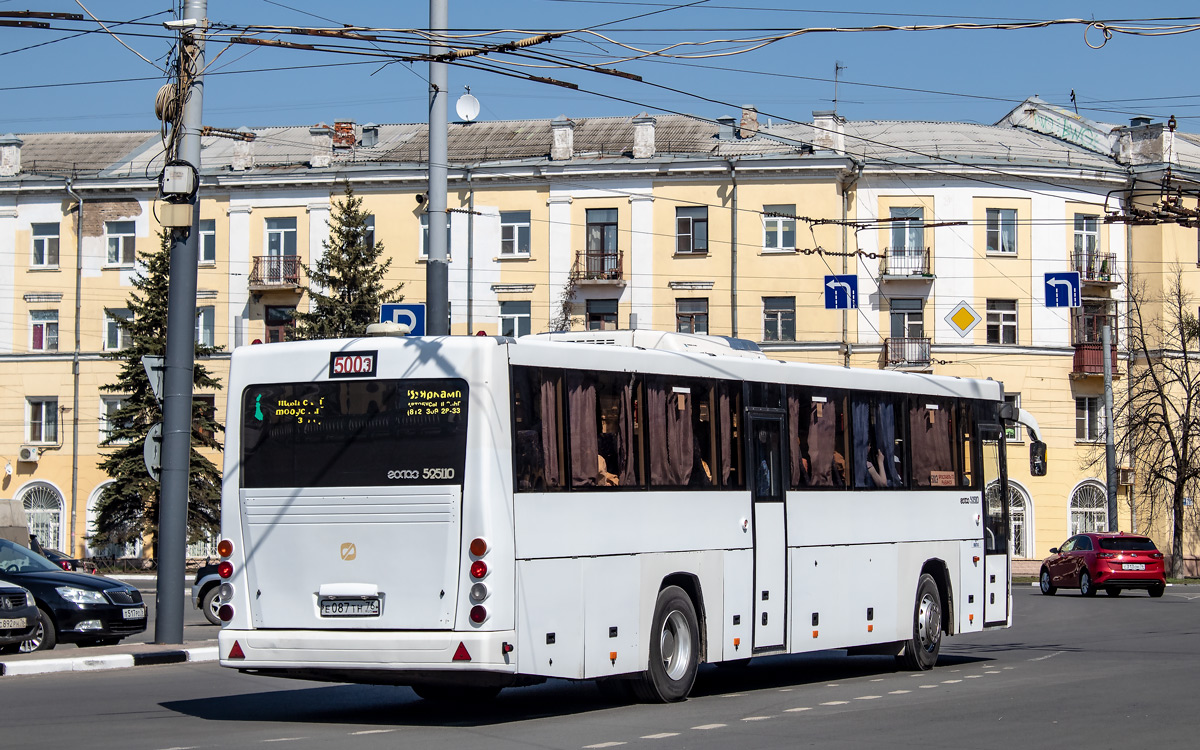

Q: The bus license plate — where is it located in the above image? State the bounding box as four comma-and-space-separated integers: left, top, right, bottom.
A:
319, 597, 381, 617
0, 617, 27, 629
1122, 563, 1145, 571
123, 607, 146, 620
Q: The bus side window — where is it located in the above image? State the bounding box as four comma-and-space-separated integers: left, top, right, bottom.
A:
789, 386, 847, 488
718, 381, 744, 490
567, 371, 642, 489
959, 402, 978, 489
512, 366, 564, 491
909, 398, 958, 488
646, 377, 716, 489
850, 393, 904, 489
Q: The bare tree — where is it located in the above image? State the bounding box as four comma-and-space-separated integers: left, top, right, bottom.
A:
1117, 266, 1200, 575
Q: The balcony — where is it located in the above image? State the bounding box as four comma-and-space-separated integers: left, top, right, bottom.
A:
878, 248, 933, 280
883, 337, 932, 369
571, 250, 625, 285
1072, 342, 1119, 377
1072, 251, 1117, 286
249, 255, 303, 291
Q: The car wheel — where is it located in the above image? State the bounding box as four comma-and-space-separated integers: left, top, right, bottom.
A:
411, 684, 501, 702
1079, 571, 1097, 597
1105, 586, 1121, 597
19, 608, 56, 653
1039, 569, 1056, 595
897, 574, 942, 671
632, 585, 701, 702
201, 585, 222, 626
1149, 582, 1166, 598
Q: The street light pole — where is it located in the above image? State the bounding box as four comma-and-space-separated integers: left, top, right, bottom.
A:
426, 0, 449, 335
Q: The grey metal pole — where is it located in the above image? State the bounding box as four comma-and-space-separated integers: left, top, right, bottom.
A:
66, 179, 83, 557
156, 0, 205, 643
728, 160, 737, 337
426, 0, 449, 335
1103, 323, 1118, 531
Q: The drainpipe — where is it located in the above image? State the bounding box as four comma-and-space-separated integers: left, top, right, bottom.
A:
466, 169, 474, 333
728, 160, 738, 337
65, 177, 83, 557
841, 160, 864, 368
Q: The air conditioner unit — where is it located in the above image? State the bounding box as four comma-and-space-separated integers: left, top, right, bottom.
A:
18, 445, 39, 463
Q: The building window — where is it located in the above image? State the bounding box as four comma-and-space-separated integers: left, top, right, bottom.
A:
265, 305, 295, 343
986, 208, 1016, 254
1074, 213, 1099, 261
762, 296, 796, 341
676, 298, 709, 334
28, 397, 58, 443
31, 223, 60, 268
1004, 393, 1022, 441
21, 483, 63, 550
105, 220, 136, 266
584, 208, 619, 276
419, 213, 452, 259
676, 206, 708, 254
500, 300, 532, 337
364, 214, 375, 249
890, 298, 924, 339
500, 211, 531, 255
986, 299, 1018, 344
265, 216, 297, 257
199, 219, 216, 264
31, 310, 58, 351
100, 396, 129, 444
586, 299, 618, 331
1076, 396, 1102, 442
762, 204, 796, 251
1069, 481, 1108, 535
890, 207, 924, 256
104, 308, 133, 351
195, 306, 215, 347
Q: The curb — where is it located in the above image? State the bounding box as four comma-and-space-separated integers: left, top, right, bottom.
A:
0, 646, 217, 677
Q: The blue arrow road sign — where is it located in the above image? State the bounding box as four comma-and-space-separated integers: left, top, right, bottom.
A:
824, 274, 858, 310
380, 303, 426, 335
1044, 272, 1081, 308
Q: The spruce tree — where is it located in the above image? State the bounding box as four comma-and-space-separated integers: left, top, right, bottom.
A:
291, 183, 404, 339
94, 231, 223, 558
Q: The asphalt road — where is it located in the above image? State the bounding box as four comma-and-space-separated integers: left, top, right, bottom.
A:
4, 584, 1198, 750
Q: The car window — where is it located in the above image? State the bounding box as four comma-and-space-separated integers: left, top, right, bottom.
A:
0, 539, 61, 573
1099, 537, 1158, 551
1058, 539, 1074, 552
1075, 536, 1093, 551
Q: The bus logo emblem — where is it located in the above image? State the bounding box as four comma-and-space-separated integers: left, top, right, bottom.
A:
340, 543, 357, 561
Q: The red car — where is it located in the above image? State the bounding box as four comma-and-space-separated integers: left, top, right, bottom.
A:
1040, 532, 1166, 597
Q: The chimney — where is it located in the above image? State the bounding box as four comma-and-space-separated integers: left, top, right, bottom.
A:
632, 113, 656, 159
231, 126, 255, 171
716, 115, 736, 141
333, 119, 356, 150
738, 105, 759, 139
1119, 116, 1176, 166
0, 134, 22, 177
550, 116, 574, 160
309, 123, 333, 168
1129, 115, 1152, 128
361, 123, 379, 148
811, 110, 845, 153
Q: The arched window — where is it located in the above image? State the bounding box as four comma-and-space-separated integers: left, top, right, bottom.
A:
1070, 481, 1109, 535
1008, 484, 1032, 558
21, 482, 63, 550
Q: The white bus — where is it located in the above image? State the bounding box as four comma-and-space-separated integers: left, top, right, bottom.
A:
215, 330, 1043, 702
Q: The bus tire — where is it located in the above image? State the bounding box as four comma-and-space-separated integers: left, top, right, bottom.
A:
896, 574, 941, 671
633, 585, 700, 703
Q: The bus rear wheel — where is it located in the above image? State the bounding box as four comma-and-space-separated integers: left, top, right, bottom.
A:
632, 585, 700, 703
896, 574, 941, 671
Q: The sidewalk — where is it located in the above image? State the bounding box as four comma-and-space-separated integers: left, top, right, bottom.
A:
0, 637, 219, 677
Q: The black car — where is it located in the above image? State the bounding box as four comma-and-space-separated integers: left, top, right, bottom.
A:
0, 582, 39, 652
0, 538, 147, 651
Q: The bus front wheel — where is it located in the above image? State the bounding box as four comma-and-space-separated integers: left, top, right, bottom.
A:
633, 585, 700, 702
896, 574, 941, 671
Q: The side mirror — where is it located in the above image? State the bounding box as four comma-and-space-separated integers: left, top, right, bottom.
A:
1030, 440, 1047, 477
1049, 547, 1059, 554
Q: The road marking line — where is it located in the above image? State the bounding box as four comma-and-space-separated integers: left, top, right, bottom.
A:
692, 724, 726, 730
778, 688, 793, 692
351, 730, 396, 735
855, 695, 881, 700
985, 670, 1001, 674
262, 740, 303, 744
742, 716, 772, 721
1003, 667, 1015, 670
641, 733, 679, 740
826, 683, 840, 687
888, 690, 910, 695
965, 675, 981, 679
918, 685, 937, 689
583, 743, 626, 749
1029, 651, 1064, 662
720, 693, 747, 698
941, 679, 962, 684
785, 707, 812, 713
870, 678, 884, 682
820, 701, 848, 705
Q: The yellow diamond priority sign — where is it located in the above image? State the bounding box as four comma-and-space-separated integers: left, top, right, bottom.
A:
946, 301, 981, 338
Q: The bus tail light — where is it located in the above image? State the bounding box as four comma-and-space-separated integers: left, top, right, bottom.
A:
217, 561, 233, 579
218, 604, 235, 622
217, 539, 234, 557
470, 560, 487, 580
469, 537, 488, 557
470, 605, 488, 624
470, 583, 488, 603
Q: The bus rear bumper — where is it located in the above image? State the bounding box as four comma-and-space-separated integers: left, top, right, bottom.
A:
218, 628, 519, 678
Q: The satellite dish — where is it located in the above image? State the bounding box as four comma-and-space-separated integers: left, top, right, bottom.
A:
456, 90, 480, 122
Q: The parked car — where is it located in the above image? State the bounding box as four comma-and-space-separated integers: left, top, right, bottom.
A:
0, 537, 147, 651
192, 562, 222, 626
1040, 532, 1166, 597
27, 535, 97, 573
0, 582, 39, 653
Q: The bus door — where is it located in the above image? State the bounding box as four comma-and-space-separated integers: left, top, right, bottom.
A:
748, 413, 787, 650
980, 410, 1010, 626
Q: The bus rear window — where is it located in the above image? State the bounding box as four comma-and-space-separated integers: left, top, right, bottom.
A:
1098, 537, 1158, 551
240, 378, 468, 488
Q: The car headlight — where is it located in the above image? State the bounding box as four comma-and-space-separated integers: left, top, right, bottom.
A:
55, 586, 108, 605
25, 591, 35, 607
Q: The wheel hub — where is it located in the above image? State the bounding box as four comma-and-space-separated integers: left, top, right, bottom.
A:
916, 593, 941, 652
660, 610, 693, 680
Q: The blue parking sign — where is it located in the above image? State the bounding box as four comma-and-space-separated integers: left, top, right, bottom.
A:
824, 275, 858, 310
1044, 272, 1081, 308
380, 303, 426, 335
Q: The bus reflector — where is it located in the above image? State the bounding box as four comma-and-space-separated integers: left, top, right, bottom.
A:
470, 560, 488, 579
812, 630, 819, 638
868, 624, 873, 632
217, 539, 233, 557
469, 537, 488, 557
610, 651, 617, 664
228, 641, 245, 659
969, 614, 975, 624
733, 637, 740, 649
453, 642, 471, 661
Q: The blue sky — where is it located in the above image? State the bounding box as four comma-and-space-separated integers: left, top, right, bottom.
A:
2, 1, 1199, 134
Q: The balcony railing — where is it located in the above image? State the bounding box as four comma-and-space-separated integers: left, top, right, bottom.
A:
1072, 342, 1119, 376
249, 255, 302, 289
571, 250, 624, 282
879, 248, 932, 278
1072, 251, 1116, 283
884, 337, 932, 368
